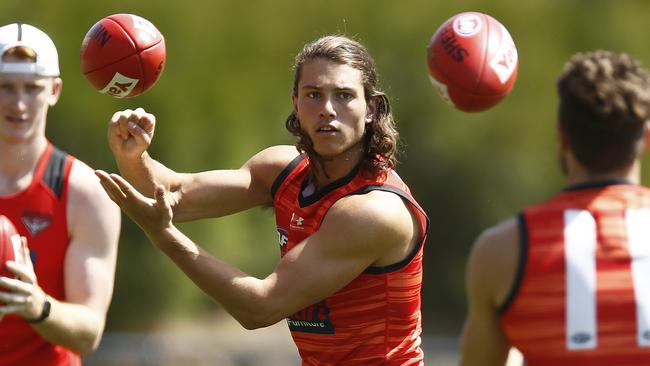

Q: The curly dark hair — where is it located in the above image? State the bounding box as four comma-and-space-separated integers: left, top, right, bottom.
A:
285, 35, 399, 179
558, 50, 650, 173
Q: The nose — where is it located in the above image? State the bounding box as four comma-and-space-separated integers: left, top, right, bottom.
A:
6, 89, 28, 112
319, 97, 336, 119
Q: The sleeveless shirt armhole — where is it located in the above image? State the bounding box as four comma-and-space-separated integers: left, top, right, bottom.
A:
42, 146, 68, 199
350, 185, 430, 275
270, 154, 305, 199
497, 212, 528, 315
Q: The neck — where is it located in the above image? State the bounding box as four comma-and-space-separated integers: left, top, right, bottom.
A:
0, 137, 48, 195
312, 143, 364, 188
564, 154, 641, 186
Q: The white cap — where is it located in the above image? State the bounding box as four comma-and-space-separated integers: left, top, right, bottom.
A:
0, 23, 59, 76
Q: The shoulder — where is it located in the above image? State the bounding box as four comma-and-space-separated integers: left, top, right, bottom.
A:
323, 191, 415, 253
245, 145, 301, 189
67, 159, 120, 226
467, 217, 521, 309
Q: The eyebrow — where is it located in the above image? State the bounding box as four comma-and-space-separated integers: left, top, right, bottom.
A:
301, 84, 356, 91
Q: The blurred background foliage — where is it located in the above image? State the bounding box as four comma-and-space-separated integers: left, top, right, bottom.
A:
3, 0, 650, 336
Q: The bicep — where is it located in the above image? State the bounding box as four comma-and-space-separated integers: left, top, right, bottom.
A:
172, 146, 299, 221
260, 193, 413, 319
65, 162, 121, 313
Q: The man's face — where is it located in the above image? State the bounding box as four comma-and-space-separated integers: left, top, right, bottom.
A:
0, 73, 60, 144
292, 58, 371, 159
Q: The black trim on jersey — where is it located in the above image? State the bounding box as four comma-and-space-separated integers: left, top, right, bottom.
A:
349, 185, 430, 275
298, 164, 360, 208
563, 178, 632, 192
42, 146, 68, 199
497, 213, 528, 315
271, 154, 305, 199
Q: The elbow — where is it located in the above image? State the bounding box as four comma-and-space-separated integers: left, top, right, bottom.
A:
237, 312, 284, 330
71, 333, 102, 355
233, 303, 285, 330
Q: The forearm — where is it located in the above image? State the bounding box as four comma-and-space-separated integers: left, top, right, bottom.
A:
146, 225, 282, 329
31, 297, 105, 354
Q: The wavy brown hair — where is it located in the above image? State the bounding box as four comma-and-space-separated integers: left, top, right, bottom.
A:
558, 50, 650, 173
285, 35, 399, 179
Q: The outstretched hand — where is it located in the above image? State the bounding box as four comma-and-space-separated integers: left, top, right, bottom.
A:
95, 170, 173, 235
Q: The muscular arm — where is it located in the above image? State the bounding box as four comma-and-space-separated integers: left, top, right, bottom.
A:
460, 217, 519, 366
30, 161, 120, 354
96, 172, 420, 329
108, 108, 297, 221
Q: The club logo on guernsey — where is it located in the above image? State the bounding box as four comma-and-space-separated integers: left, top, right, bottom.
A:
287, 300, 335, 334
277, 227, 288, 248
21, 212, 52, 237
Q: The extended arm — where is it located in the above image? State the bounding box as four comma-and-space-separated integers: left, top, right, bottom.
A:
107, 108, 297, 221
96, 171, 419, 329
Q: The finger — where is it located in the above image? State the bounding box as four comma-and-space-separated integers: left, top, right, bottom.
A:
95, 170, 128, 203
126, 110, 155, 147
0, 276, 32, 294
112, 109, 133, 140
0, 291, 29, 304
109, 173, 147, 202
20, 237, 33, 271
154, 185, 172, 212
0, 303, 28, 315
5, 261, 35, 284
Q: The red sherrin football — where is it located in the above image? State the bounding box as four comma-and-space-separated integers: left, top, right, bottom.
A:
0, 215, 20, 277
80, 13, 166, 98
427, 12, 518, 112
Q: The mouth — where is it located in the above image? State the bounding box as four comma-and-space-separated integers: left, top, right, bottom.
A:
4, 115, 27, 124
316, 125, 338, 134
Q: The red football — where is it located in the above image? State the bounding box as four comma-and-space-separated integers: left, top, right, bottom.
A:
80, 13, 166, 98
0, 215, 20, 277
427, 12, 518, 112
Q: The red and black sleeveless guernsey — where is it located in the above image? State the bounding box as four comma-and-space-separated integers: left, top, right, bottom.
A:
0, 142, 81, 366
500, 181, 650, 366
272, 155, 429, 366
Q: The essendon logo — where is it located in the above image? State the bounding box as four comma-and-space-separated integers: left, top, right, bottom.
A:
287, 300, 335, 334
100, 72, 139, 98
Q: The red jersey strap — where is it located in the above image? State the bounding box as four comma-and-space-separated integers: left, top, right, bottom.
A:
271, 154, 307, 199
496, 213, 527, 315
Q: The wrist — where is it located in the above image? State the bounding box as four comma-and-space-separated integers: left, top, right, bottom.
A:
27, 297, 51, 324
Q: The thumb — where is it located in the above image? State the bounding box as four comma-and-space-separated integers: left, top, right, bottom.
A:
154, 185, 172, 212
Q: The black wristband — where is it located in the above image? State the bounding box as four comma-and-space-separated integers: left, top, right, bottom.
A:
27, 298, 51, 324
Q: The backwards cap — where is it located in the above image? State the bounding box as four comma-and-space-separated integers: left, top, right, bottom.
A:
0, 23, 59, 76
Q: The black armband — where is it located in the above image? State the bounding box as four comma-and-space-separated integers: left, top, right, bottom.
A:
27, 298, 51, 324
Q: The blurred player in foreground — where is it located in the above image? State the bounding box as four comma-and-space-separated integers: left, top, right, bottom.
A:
97, 35, 429, 365
461, 50, 650, 365
0, 23, 121, 365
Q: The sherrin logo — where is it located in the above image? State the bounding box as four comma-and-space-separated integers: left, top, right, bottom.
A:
453, 13, 482, 37
100, 72, 139, 98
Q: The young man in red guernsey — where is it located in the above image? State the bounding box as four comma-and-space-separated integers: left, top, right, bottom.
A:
96, 35, 428, 365
0, 24, 120, 365
461, 50, 650, 366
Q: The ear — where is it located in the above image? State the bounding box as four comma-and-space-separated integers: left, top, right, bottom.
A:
557, 121, 570, 152
640, 121, 650, 154
291, 94, 298, 114
365, 97, 376, 124
47, 77, 62, 107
